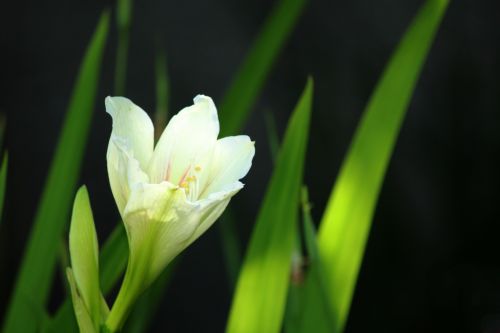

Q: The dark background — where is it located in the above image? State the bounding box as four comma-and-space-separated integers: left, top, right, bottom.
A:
1, 0, 500, 332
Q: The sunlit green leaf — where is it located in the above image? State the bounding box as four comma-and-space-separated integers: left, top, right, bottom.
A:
298, 1, 449, 332
1, 12, 109, 333
226, 79, 313, 333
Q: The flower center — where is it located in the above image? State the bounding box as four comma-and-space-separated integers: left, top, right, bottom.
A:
178, 165, 203, 200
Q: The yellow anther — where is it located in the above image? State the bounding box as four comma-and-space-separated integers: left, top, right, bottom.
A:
195, 165, 202, 172
180, 181, 188, 188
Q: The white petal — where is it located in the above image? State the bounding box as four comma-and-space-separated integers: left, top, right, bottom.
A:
148, 95, 219, 185
123, 180, 238, 284
123, 182, 197, 284
107, 137, 149, 216
186, 181, 244, 243
105, 96, 154, 169
199, 135, 255, 199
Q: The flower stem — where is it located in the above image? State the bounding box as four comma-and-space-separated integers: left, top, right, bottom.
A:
105, 236, 154, 332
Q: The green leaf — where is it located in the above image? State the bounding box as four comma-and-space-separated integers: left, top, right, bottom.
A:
298, 1, 449, 332
1, 12, 109, 333
68, 186, 103, 331
226, 78, 313, 333
0, 152, 8, 222
219, 0, 308, 137
299, 188, 335, 332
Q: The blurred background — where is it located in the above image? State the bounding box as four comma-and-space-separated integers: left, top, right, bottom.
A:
1, 0, 500, 332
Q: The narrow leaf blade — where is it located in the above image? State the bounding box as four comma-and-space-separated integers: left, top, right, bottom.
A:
226, 79, 313, 333
2, 12, 109, 333
298, 1, 449, 332
219, 0, 308, 137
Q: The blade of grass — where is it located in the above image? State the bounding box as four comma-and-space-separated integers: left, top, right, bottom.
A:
0, 152, 7, 223
219, 0, 308, 137
283, 187, 315, 333
300, 188, 335, 332
2, 12, 109, 333
265, 112, 305, 333
298, 1, 449, 332
114, 0, 132, 95
226, 78, 313, 333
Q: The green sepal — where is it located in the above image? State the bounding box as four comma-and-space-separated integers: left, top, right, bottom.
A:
69, 186, 106, 331
66, 268, 98, 333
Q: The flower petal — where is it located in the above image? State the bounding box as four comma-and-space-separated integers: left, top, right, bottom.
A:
122, 180, 238, 285
148, 95, 219, 185
186, 181, 244, 244
107, 137, 149, 216
105, 96, 154, 169
123, 182, 198, 284
199, 135, 255, 199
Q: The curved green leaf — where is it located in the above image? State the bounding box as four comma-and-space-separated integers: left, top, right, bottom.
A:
298, 1, 449, 332
2, 12, 109, 333
219, 0, 308, 137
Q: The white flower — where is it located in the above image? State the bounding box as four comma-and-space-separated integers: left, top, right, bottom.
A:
104, 95, 254, 330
